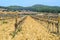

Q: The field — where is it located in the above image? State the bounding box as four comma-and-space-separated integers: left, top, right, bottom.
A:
0, 12, 60, 40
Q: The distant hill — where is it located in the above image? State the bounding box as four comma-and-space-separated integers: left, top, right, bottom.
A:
7, 6, 24, 11
29, 4, 60, 13
0, 4, 60, 13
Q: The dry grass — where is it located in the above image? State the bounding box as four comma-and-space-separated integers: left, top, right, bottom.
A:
0, 16, 59, 40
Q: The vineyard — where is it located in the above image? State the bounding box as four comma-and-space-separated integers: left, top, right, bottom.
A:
0, 12, 60, 40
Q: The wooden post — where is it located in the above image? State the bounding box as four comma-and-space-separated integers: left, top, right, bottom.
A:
58, 14, 60, 34
47, 16, 50, 31
51, 23, 53, 32
56, 23, 59, 33
15, 14, 18, 31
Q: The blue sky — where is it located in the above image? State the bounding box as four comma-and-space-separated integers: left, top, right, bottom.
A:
0, 0, 60, 6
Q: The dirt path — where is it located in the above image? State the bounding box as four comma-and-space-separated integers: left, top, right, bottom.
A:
12, 16, 59, 40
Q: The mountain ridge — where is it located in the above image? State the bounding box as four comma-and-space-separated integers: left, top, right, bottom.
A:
0, 4, 60, 13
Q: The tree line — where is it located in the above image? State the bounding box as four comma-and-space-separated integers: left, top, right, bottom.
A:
0, 4, 60, 13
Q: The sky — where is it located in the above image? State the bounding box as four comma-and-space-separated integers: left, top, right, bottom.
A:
0, 0, 60, 7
